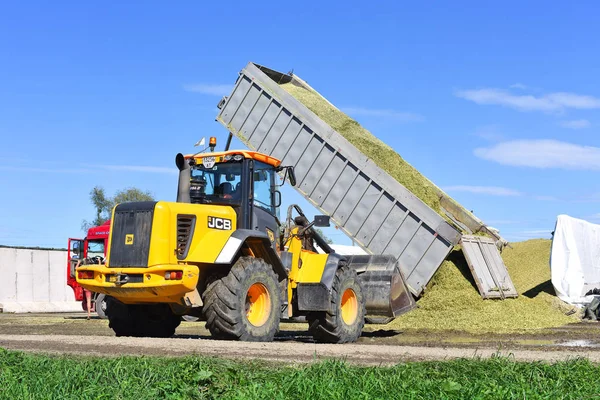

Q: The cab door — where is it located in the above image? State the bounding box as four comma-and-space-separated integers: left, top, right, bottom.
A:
251, 162, 279, 249
67, 238, 85, 300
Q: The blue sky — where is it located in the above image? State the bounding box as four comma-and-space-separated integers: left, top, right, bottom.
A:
1, 1, 599, 247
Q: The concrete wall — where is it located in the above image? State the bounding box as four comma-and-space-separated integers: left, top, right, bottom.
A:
0, 247, 80, 313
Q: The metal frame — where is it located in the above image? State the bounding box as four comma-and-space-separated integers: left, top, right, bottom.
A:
217, 62, 462, 296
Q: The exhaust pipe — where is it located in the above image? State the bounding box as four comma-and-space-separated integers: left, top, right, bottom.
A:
175, 153, 191, 203
346, 255, 416, 317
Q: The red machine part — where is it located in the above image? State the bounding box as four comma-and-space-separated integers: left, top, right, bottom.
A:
67, 220, 110, 301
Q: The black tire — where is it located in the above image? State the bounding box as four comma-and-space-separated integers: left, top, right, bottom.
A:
95, 294, 108, 319
308, 266, 366, 344
203, 257, 280, 342
105, 296, 134, 336
365, 317, 394, 325
106, 297, 181, 338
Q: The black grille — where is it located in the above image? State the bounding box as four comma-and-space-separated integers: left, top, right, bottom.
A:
176, 215, 195, 260
109, 202, 156, 268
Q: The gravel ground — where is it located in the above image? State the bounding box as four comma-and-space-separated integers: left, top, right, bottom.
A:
2, 334, 600, 366
1, 313, 599, 365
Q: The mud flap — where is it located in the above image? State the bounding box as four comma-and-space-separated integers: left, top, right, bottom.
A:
346, 255, 416, 317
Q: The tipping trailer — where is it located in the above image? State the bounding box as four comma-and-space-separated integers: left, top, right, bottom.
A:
216, 63, 464, 296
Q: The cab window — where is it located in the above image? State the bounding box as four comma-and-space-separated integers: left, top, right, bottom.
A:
253, 161, 275, 215
190, 161, 243, 204
87, 239, 105, 258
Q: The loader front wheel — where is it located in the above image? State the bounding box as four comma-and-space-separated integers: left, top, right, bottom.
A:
203, 257, 280, 342
308, 266, 366, 344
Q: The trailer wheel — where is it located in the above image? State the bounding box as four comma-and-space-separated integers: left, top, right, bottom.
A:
95, 294, 108, 319
203, 257, 280, 342
308, 266, 366, 343
106, 297, 181, 337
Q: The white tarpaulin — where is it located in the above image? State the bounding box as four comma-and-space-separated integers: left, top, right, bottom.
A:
551, 215, 600, 305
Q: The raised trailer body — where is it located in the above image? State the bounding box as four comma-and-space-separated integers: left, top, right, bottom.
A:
217, 63, 462, 296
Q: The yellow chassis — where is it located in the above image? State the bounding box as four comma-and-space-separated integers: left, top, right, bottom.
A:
77, 264, 199, 304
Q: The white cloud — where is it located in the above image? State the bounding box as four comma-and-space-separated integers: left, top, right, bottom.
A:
455, 88, 600, 113
341, 107, 424, 122
510, 83, 528, 90
443, 185, 522, 196
0, 166, 90, 174
474, 139, 600, 170
546, 92, 600, 109
473, 125, 505, 142
559, 119, 591, 129
183, 83, 233, 96
94, 165, 177, 174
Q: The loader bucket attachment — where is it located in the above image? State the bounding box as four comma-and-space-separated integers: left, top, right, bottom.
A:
346, 255, 416, 317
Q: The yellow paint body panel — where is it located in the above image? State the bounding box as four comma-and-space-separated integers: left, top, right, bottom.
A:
80, 201, 237, 305
77, 264, 199, 304
143, 201, 237, 267
283, 227, 329, 315
296, 251, 329, 283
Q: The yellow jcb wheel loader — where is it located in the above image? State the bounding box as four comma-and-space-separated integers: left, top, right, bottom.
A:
77, 145, 414, 343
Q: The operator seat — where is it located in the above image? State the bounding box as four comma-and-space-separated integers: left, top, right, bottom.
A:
217, 182, 233, 197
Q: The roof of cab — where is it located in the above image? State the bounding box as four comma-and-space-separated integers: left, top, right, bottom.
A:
184, 150, 281, 168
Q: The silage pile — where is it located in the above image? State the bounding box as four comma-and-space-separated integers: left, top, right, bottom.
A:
390, 239, 578, 333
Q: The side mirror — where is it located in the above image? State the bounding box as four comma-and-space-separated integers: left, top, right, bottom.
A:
288, 167, 297, 187
313, 215, 330, 227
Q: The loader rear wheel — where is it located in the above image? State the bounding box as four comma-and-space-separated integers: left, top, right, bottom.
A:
106, 297, 181, 338
203, 257, 280, 342
308, 266, 366, 344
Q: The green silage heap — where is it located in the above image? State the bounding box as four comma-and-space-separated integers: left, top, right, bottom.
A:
390, 239, 577, 333
279, 82, 443, 214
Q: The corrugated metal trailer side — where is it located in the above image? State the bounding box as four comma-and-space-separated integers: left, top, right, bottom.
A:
217, 62, 461, 296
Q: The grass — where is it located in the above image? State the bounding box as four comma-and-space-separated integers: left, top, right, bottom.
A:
1, 349, 599, 399
389, 239, 578, 333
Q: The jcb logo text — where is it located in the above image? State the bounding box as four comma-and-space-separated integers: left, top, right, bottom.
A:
208, 216, 232, 230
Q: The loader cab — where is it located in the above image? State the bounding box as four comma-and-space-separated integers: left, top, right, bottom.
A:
181, 151, 289, 248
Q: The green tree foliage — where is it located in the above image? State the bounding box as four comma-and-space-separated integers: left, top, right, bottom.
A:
314, 228, 334, 244
81, 186, 154, 231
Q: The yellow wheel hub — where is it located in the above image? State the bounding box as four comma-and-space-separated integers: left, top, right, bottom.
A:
245, 283, 271, 327
340, 288, 358, 325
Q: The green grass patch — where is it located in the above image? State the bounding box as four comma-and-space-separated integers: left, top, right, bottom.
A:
1, 349, 599, 399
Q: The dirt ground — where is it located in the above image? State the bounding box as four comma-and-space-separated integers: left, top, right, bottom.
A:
0, 313, 599, 365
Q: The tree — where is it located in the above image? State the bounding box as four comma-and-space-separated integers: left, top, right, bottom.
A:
314, 228, 334, 244
112, 187, 154, 205
82, 186, 154, 231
